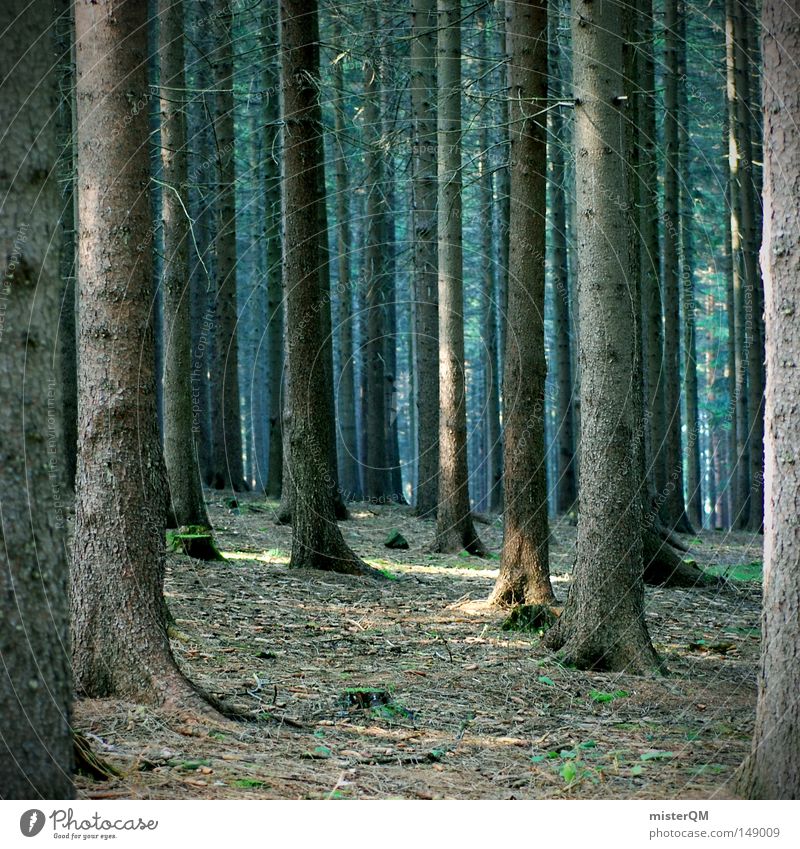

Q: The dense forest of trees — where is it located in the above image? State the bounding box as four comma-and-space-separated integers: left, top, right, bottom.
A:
1, 0, 798, 801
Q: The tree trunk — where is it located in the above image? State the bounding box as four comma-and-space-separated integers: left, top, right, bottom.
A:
71, 0, 215, 713
210, 0, 246, 492
262, 4, 283, 500
0, 0, 74, 798
410, 0, 439, 517
490, 0, 553, 604
478, 7, 503, 515
434, 0, 485, 556
722, 120, 739, 529
660, 0, 692, 533
738, 0, 800, 797
332, 21, 360, 501
639, 0, 667, 500
550, 6, 577, 516
733, 0, 765, 533
185, 4, 215, 487
160, 0, 211, 528
726, 0, 751, 527
280, 0, 379, 576
545, 0, 661, 673
677, 2, 703, 529
381, 37, 407, 506
362, 6, 389, 502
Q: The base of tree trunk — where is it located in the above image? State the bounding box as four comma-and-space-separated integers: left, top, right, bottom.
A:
289, 539, 385, 578
544, 617, 665, 674
489, 578, 555, 607
642, 529, 718, 588
167, 526, 224, 561
415, 503, 437, 520
434, 524, 487, 557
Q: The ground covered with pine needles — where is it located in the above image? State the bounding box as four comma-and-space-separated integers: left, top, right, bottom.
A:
74, 495, 763, 799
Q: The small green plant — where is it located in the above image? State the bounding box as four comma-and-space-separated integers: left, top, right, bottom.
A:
589, 689, 629, 703
233, 778, 267, 789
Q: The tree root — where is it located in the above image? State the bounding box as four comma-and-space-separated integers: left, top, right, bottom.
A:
642, 528, 719, 588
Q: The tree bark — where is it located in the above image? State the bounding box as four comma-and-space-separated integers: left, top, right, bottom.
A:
210, 0, 246, 492
677, 2, 703, 529
726, 0, 751, 527
434, 0, 485, 556
660, 0, 692, 533
280, 0, 379, 576
490, 0, 553, 604
550, 5, 577, 516
478, 7, 503, 515
545, 0, 661, 673
738, 0, 800, 798
332, 21, 360, 501
639, 0, 667, 500
362, 5, 389, 502
72, 0, 215, 713
732, 0, 765, 533
160, 0, 211, 528
410, 0, 440, 517
0, 0, 74, 798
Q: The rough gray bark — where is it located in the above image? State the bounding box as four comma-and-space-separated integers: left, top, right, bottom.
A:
489, 0, 553, 605
160, 0, 211, 528
410, 0, 440, 517
478, 7, 502, 515
280, 0, 379, 576
381, 36, 407, 506
550, 6, 577, 515
0, 0, 74, 798
332, 20, 360, 501
362, 5, 389, 502
660, 0, 692, 533
262, 4, 283, 499
71, 0, 215, 713
677, 3, 702, 529
732, 0, 765, 533
210, 0, 246, 492
434, 0, 485, 555
639, 0, 667, 500
726, 0, 751, 527
545, 0, 661, 672
738, 0, 800, 798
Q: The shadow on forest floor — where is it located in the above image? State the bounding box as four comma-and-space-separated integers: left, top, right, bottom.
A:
74, 495, 763, 799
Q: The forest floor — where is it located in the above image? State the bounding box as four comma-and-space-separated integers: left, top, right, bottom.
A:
74, 494, 763, 800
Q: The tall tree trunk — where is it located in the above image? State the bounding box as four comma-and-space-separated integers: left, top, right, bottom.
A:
545, 0, 661, 673
262, 4, 283, 500
723, 121, 739, 529
496, 0, 510, 386
550, 5, 577, 516
332, 22, 360, 501
71, 0, 216, 712
732, 0, 765, 533
185, 3, 215, 487
0, 0, 74, 798
726, 0, 751, 527
661, 0, 692, 533
489, 0, 553, 604
738, 0, 800, 797
56, 6, 78, 493
280, 0, 379, 575
381, 35, 407, 505
478, 7, 503, 515
434, 0, 485, 555
677, 2, 702, 529
210, 0, 246, 492
362, 5, 389, 502
639, 0, 667, 501
160, 0, 211, 528
410, 0, 440, 517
